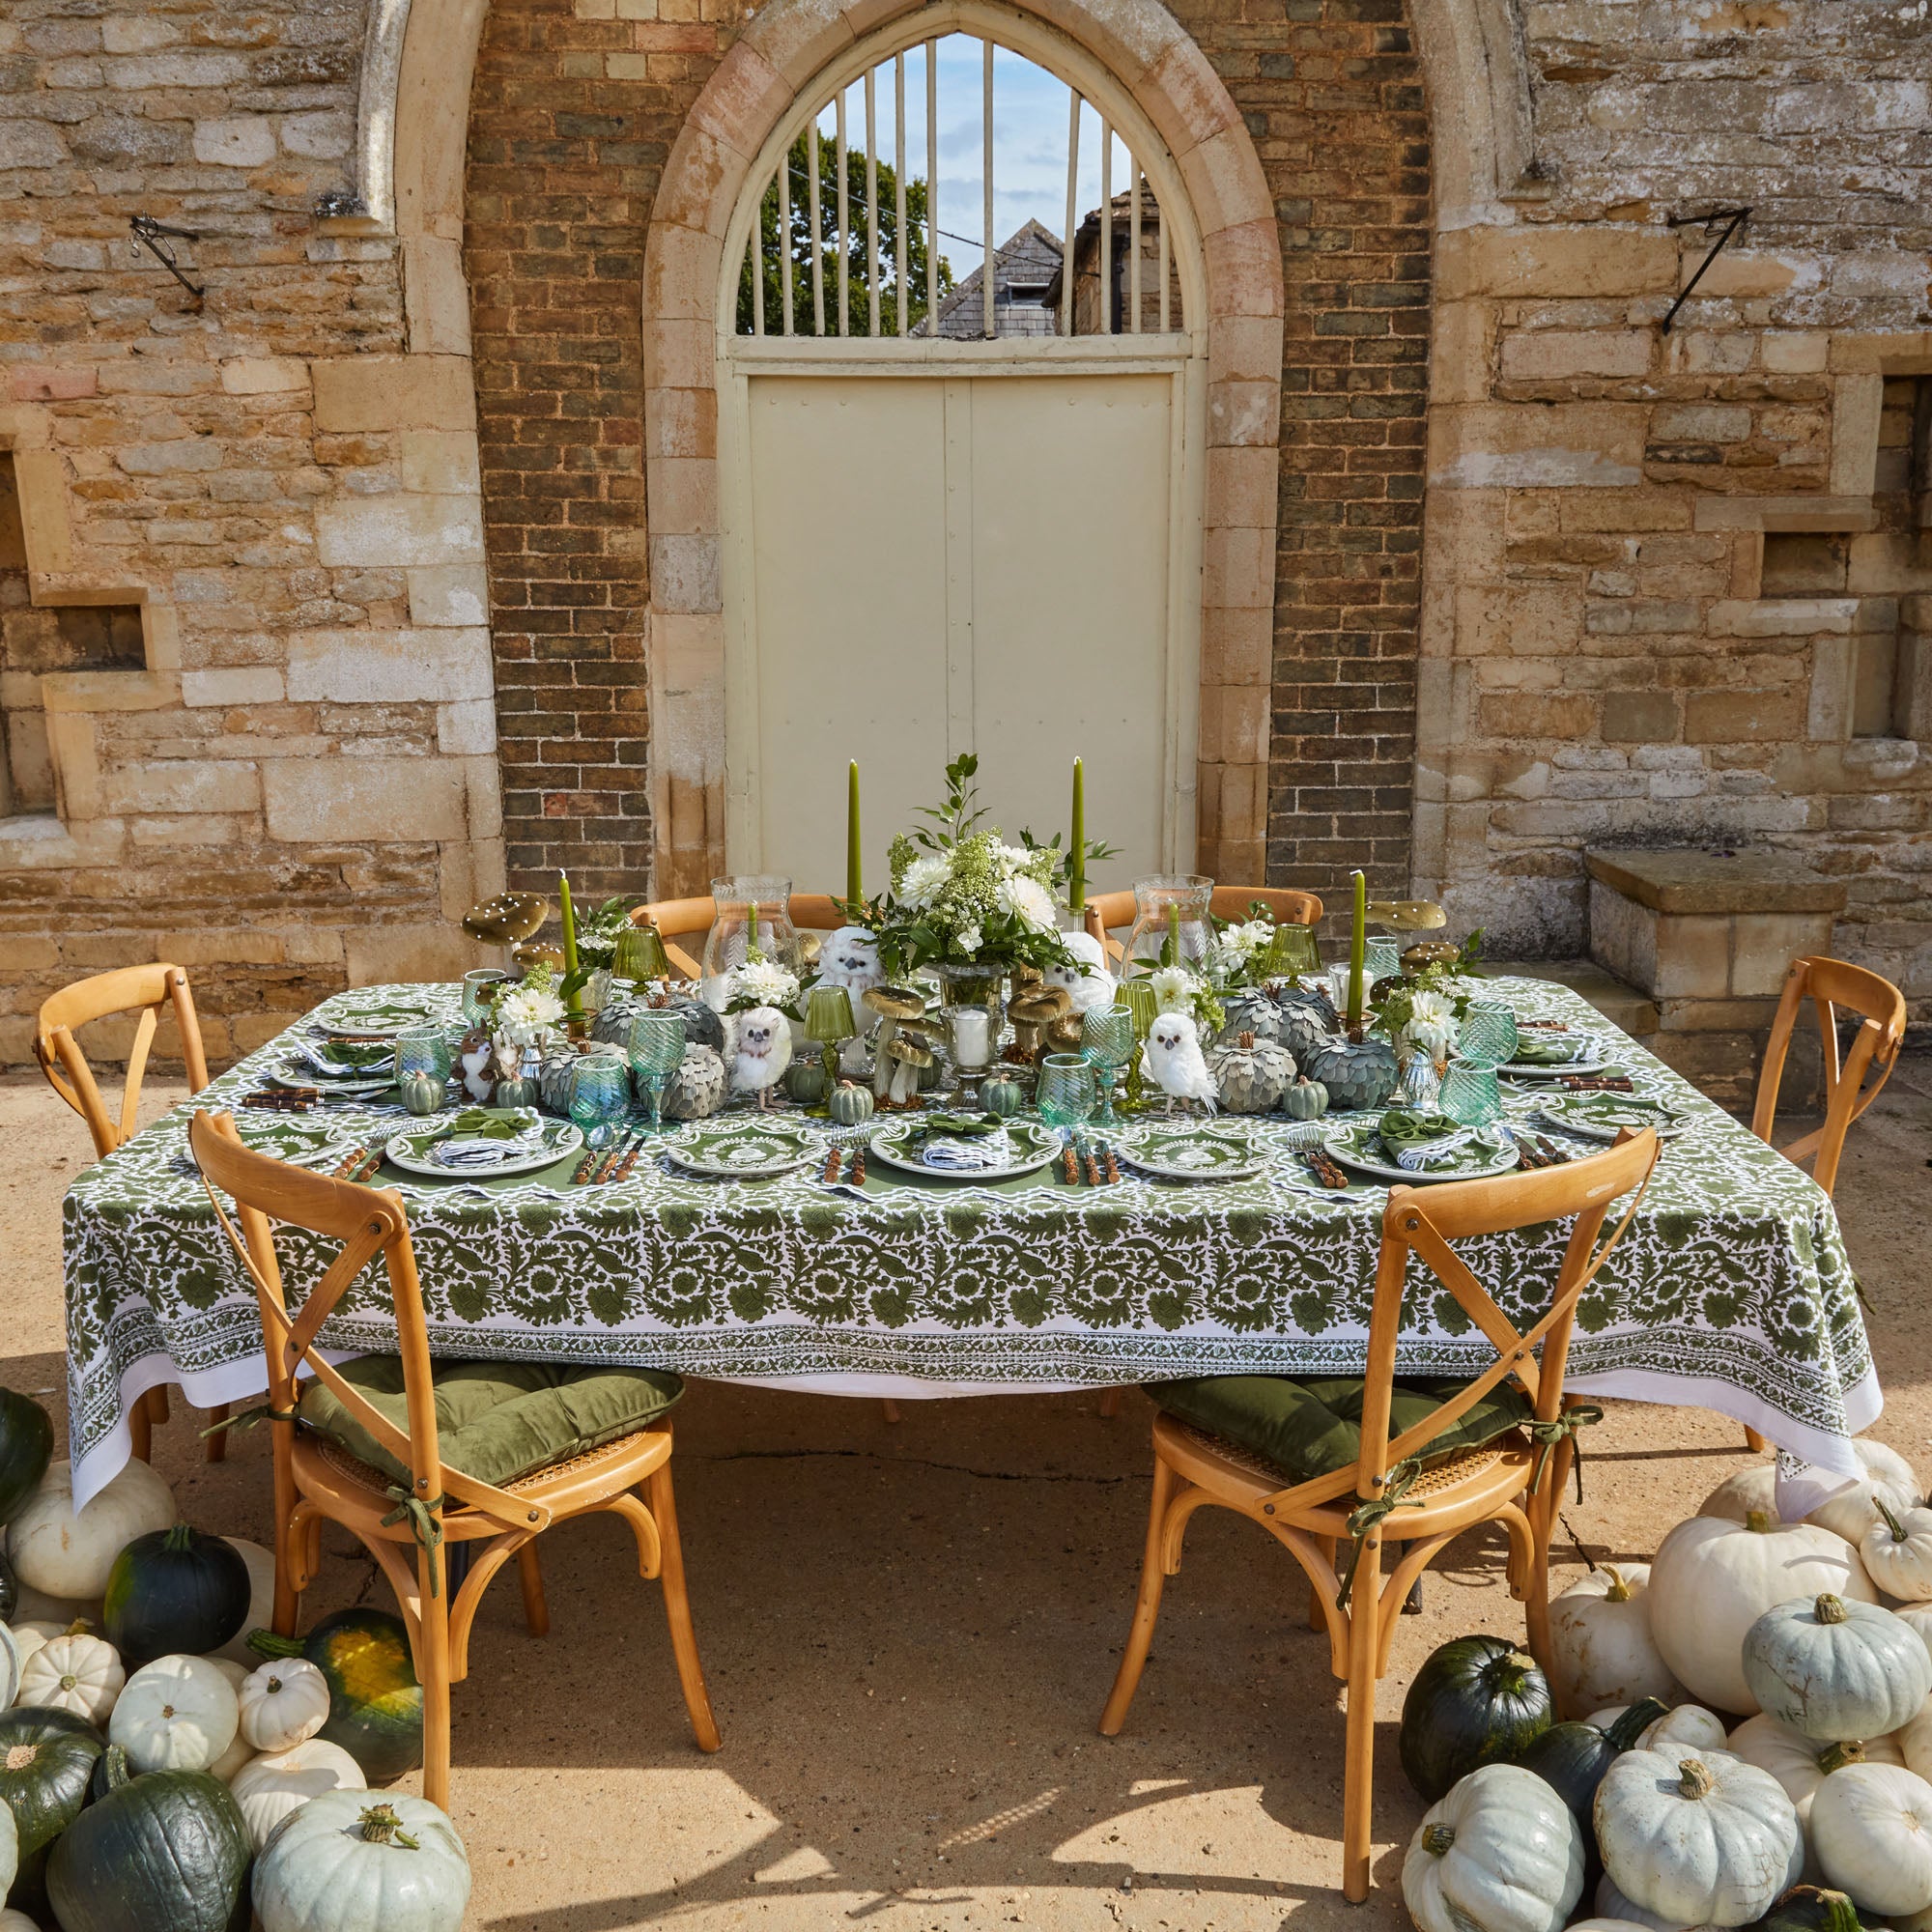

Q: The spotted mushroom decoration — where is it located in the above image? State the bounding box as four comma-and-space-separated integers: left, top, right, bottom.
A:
865, 985, 929, 1100
461, 892, 551, 949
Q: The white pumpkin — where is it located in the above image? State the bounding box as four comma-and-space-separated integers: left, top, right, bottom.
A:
9, 1583, 103, 1630
240, 1655, 328, 1752
1647, 1513, 1876, 1714
1403, 1764, 1584, 1932
1594, 1873, 1697, 1932
5, 1457, 175, 1599
0, 1624, 15, 1712
0, 1909, 39, 1932
252, 1790, 472, 1932
1638, 1706, 1731, 1754
1727, 1712, 1903, 1842
1893, 1693, 1932, 1781
0, 1622, 44, 1683
1549, 1564, 1686, 1717
0, 1794, 14, 1904
202, 1655, 248, 1692
1741, 1593, 1932, 1742
1807, 1440, 1921, 1547
1574, 1923, 1662, 1932
1862, 1500, 1932, 1602
1595, 1747, 1801, 1927
1809, 1762, 1932, 1916
1700, 1466, 1783, 1527
15, 1632, 124, 1723
1896, 1603, 1932, 1659
214, 1537, 277, 1665
108, 1653, 240, 1773
231, 1737, 367, 1852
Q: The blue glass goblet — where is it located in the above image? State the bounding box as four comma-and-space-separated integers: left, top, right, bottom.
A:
1080, 1007, 1135, 1125
1457, 1002, 1519, 1069
567, 1052, 631, 1150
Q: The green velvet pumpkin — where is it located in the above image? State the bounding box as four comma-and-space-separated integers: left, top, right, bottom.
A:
103, 1522, 251, 1667
48, 1747, 253, 1932
1280, 1076, 1329, 1121
1398, 1634, 1555, 1803
1517, 1695, 1666, 1836
0, 1387, 53, 1528
0, 1703, 103, 1915
783, 1058, 831, 1104
250, 1608, 423, 1783
828, 1082, 875, 1126
1749, 1887, 1864, 1932
980, 1071, 1025, 1118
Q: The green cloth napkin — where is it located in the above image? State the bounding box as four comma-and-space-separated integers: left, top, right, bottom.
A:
316, 1039, 393, 1070
1376, 1109, 1463, 1154
441, 1107, 534, 1141
916, 1112, 1003, 1138
1510, 1034, 1585, 1065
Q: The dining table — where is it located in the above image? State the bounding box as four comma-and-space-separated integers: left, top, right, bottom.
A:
60, 974, 1879, 1517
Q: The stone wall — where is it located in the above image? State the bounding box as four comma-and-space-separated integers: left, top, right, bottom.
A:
0, 0, 499, 1066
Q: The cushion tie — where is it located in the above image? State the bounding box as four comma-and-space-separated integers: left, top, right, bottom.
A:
382, 1486, 446, 1598
1527, 1404, 1603, 1505
198, 1401, 299, 1440
1336, 1456, 1424, 1610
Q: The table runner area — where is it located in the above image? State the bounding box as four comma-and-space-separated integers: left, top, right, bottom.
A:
63, 976, 1876, 1508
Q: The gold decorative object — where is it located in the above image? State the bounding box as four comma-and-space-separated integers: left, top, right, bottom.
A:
1402, 940, 1462, 972
512, 941, 566, 971
1364, 899, 1447, 932
463, 892, 551, 945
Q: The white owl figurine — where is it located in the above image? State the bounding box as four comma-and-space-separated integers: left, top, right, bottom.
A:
731, 1005, 794, 1109
1144, 1010, 1218, 1116
817, 924, 885, 1073
1045, 929, 1115, 1014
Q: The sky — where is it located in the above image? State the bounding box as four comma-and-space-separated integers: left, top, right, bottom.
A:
808, 35, 1142, 278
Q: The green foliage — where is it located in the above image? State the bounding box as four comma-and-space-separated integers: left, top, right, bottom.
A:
735, 130, 954, 338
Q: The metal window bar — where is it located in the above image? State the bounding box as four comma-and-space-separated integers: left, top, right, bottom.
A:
981, 40, 995, 340
836, 92, 850, 336
895, 54, 908, 337
865, 66, 880, 338
925, 44, 939, 332
750, 216, 764, 337
1061, 92, 1080, 338
809, 125, 825, 335
1128, 162, 1140, 334
1158, 186, 1170, 331
1099, 119, 1112, 335
779, 140, 794, 334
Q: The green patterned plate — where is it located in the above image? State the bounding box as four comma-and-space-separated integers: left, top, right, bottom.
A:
1323, 1119, 1520, 1183
314, 993, 442, 1039
869, 1120, 1063, 1181
384, 1116, 582, 1179
1114, 1125, 1265, 1182
1527, 1090, 1683, 1142
262, 1061, 394, 1096
666, 1122, 818, 1179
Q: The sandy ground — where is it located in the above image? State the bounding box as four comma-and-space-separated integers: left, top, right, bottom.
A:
4, 1065, 1929, 1932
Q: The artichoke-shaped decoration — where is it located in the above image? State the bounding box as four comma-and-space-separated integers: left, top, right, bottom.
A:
1220, 987, 1288, 1047
1276, 984, 1343, 1064
1206, 1030, 1295, 1114
1299, 1034, 1398, 1112
663, 1043, 727, 1120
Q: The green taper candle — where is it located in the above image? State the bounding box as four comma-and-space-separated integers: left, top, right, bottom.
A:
847, 760, 862, 905
558, 870, 582, 1017
1348, 868, 1366, 1036
1069, 757, 1085, 912
1164, 901, 1180, 968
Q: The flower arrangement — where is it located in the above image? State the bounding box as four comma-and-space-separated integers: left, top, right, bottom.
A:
1150, 963, 1224, 1038
1371, 933, 1487, 1062
570, 895, 647, 970
1206, 916, 1279, 988
848, 755, 1075, 980
722, 953, 804, 1018
493, 980, 565, 1050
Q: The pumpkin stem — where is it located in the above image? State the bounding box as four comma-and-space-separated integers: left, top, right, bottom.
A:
1506, 1650, 1536, 1673
1818, 1742, 1864, 1774
1676, 1757, 1716, 1801
1745, 1508, 1776, 1533
247, 1629, 303, 1661
1814, 1593, 1849, 1625
99, 1745, 131, 1793
1875, 1496, 1909, 1544
1603, 1564, 1631, 1603
357, 1803, 422, 1849
62, 1618, 93, 1636
1421, 1824, 1456, 1858
4, 1744, 35, 1771
1237, 1031, 1256, 1050
164, 1520, 195, 1553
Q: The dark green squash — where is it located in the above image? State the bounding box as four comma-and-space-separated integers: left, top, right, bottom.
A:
1516, 1695, 1667, 1830
0, 1386, 52, 1526
1749, 1887, 1863, 1932
0, 1547, 14, 1623
249, 1607, 423, 1782
1398, 1634, 1555, 1802
1, 1704, 103, 1916
47, 1746, 252, 1932
102, 1521, 251, 1666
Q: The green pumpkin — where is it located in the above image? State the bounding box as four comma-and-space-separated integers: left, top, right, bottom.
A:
1398, 1634, 1554, 1803
0, 1704, 103, 1914
250, 1607, 423, 1782
48, 1747, 252, 1932
783, 1058, 831, 1105
980, 1071, 1025, 1118
397, 1069, 446, 1117
828, 1082, 875, 1126
0, 1548, 14, 1623
103, 1522, 251, 1667
1280, 1076, 1329, 1121
1749, 1887, 1864, 1932
0, 1386, 53, 1527
1516, 1695, 1665, 1837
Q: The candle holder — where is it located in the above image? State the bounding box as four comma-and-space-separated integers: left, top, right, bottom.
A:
1114, 979, 1158, 1113
930, 964, 1003, 1106
802, 984, 857, 1116
613, 920, 670, 988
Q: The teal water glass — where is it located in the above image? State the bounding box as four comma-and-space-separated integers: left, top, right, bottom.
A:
393, 1024, 452, 1083
1438, 1056, 1501, 1127
628, 1010, 688, 1132
1080, 1007, 1134, 1125
1365, 937, 1402, 987
568, 1053, 631, 1149
1458, 1001, 1519, 1069
462, 968, 513, 1027
1037, 1052, 1096, 1130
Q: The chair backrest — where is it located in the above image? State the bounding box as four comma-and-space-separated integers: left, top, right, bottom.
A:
1259, 1130, 1659, 1518
630, 893, 845, 980
1082, 885, 1324, 964
1750, 954, 1906, 1198
187, 1112, 551, 1556
37, 964, 211, 1157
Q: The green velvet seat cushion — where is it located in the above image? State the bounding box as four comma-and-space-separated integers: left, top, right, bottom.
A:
1150, 1374, 1533, 1486
298, 1357, 683, 1489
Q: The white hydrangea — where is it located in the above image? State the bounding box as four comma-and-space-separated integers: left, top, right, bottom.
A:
1401, 988, 1460, 1062
727, 956, 800, 1010
494, 984, 564, 1047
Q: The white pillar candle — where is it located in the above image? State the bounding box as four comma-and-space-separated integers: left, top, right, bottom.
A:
951, 1008, 991, 1067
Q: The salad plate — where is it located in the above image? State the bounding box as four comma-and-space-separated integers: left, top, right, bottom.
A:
1113, 1124, 1265, 1182
665, 1122, 819, 1179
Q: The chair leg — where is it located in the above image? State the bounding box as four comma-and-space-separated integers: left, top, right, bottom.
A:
1744, 1426, 1770, 1455
880, 1399, 901, 1424
1097, 1388, 1122, 1420
205, 1401, 230, 1463
1341, 1531, 1382, 1904
1099, 1455, 1177, 1737
148, 1386, 171, 1430
128, 1393, 153, 1464
1310, 1535, 1336, 1633
645, 1463, 722, 1752
517, 1543, 550, 1639
418, 1551, 454, 1812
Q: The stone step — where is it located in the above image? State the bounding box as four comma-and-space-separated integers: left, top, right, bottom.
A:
1488, 958, 1660, 1038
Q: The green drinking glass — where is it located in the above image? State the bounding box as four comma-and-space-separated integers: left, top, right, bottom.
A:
1438, 1056, 1502, 1127
393, 1024, 452, 1082
1364, 937, 1402, 988
627, 1011, 688, 1132
1080, 1006, 1135, 1124
1037, 1052, 1096, 1131
1457, 1001, 1519, 1069
1266, 923, 1321, 980
567, 1053, 631, 1150
462, 968, 513, 1027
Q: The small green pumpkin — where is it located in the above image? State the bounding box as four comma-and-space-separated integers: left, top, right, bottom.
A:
1281, 1076, 1329, 1121
250, 1608, 423, 1783
396, 1070, 445, 1117
1398, 1634, 1555, 1803
104, 1522, 252, 1667
1748, 1886, 1864, 1932
0, 1388, 53, 1528
0, 1703, 104, 1870
783, 1058, 831, 1105
828, 1081, 875, 1126
980, 1071, 1025, 1118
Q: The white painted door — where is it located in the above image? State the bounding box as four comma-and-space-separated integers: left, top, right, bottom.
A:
744, 369, 1175, 893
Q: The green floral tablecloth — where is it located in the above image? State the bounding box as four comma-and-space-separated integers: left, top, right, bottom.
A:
63, 977, 1877, 1508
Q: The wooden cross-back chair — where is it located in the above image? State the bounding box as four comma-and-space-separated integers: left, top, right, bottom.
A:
36, 964, 219, 1463
629, 894, 844, 981
1081, 885, 1323, 966
187, 1109, 720, 1809
1098, 1130, 1659, 1903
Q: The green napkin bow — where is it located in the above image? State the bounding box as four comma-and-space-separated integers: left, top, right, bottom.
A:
915, 1113, 1003, 1138
1376, 1108, 1463, 1154
1510, 1034, 1585, 1065
317, 1040, 393, 1070
441, 1107, 534, 1141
